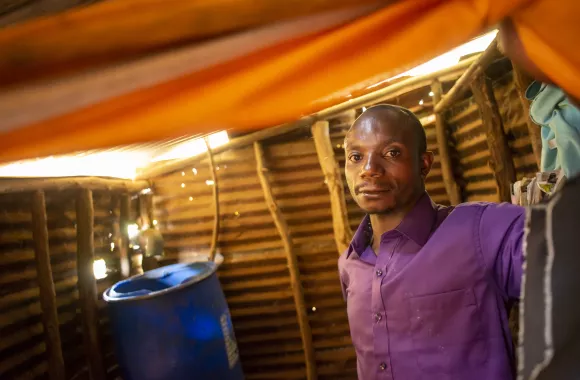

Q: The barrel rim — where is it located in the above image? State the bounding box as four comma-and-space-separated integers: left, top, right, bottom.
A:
102, 261, 217, 303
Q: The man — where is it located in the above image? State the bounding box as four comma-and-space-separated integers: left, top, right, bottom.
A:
338, 104, 524, 380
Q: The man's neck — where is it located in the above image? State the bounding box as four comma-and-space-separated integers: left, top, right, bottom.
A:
369, 193, 423, 252
369, 212, 406, 252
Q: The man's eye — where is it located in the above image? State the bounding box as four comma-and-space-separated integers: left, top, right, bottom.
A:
385, 150, 400, 158
349, 153, 362, 162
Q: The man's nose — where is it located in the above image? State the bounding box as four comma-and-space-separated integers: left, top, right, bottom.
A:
360, 154, 383, 178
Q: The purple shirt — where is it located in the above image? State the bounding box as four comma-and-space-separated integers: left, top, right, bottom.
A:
338, 193, 525, 380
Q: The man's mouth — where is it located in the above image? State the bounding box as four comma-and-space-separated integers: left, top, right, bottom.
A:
357, 187, 391, 198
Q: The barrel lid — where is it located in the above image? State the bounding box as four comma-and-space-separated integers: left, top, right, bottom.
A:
103, 261, 216, 302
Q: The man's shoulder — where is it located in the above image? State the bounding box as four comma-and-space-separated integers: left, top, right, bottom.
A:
338, 247, 350, 269
443, 201, 525, 232
450, 201, 524, 216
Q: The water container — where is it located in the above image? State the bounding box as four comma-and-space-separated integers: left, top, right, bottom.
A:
103, 262, 244, 380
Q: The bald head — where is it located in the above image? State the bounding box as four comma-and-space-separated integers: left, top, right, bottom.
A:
343, 104, 434, 215
347, 105, 427, 157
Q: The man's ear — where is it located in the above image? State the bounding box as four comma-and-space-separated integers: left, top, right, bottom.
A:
420, 151, 434, 178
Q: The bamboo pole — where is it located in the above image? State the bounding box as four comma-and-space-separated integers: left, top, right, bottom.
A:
138, 193, 153, 228
470, 74, 517, 202
0, 176, 148, 194
311, 120, 353, 253
204, 137, 220, 261
253, 141, 317, 380
511, 63, 542, 168
30, 190, 66, 380
434, 38, 501, 113
75, 188, 106, 380
138, 55, 479, 179
119, 193, 131, 278
431, 79, 462, 205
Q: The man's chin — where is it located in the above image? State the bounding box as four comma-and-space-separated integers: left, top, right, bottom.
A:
358, 200, 396, 215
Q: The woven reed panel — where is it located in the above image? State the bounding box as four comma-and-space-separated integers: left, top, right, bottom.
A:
0, 190, 121, 380
152, 132, 358, 379
265, 135, 357, 380
447, 65, 539, 203
153, 146, 302, 379
447, 97, 499, 202
492, 71, 539, 180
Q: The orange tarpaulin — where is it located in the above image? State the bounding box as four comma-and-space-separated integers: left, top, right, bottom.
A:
0, 0, 578, 164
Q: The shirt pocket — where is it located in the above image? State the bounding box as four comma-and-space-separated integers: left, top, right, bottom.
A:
408, 288, 488, 374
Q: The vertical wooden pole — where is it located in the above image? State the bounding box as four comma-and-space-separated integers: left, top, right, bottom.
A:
139, 192, 160, 272
204, 137, 220, 261
470, 74, 517, 202
30, 190, 66, 380
431, 79, 462, 205
76, 189, 106, 380
511, 63, 542, 168
138, 193, 153, 228
254, 142, 317, 380
119, 193, 131, 277
311, 120, 353, 253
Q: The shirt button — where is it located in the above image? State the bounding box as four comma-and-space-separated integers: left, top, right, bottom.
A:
379, 362, 388, 371
374, 313, 382, 322
376, 269, 383, 277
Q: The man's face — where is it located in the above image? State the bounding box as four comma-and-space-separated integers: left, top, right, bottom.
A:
344, 114, 430, 214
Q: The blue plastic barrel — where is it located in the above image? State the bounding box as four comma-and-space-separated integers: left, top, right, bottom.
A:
103, 262, 244, 380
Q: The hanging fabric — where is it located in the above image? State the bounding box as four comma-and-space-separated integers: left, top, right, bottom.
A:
0, 0, 579, 162
525, 81, 580, 178
518, 174, 580, 380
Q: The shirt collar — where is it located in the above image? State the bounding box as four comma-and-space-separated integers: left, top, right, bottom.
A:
346, 192, 438, 259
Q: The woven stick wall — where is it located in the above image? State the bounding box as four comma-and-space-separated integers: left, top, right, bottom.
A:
152, 135, 357, 379
446, 59, 539, 202
0, 189, 135, 380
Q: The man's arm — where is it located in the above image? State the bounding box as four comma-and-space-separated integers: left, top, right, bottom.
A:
479, 202, 526, 302
338, 254, 348, 302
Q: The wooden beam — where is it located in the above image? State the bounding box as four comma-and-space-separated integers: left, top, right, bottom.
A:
204, 137, 220, 262
0, 176, 149, 194
30, 190, 66, 380
75, 188, 106, 380
253, 142, 317, 380
470, 74, 516, 202
434, 38, 501, 113
138, 55, 480, 180
511, 63, 542, 169
431, 80, 462, 205
119, 193, 131, 278
311, 120, 353, 253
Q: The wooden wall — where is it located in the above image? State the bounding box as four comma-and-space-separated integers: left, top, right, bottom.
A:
447, 59, 539, 202
0, 189, 130, 380
153, 137, 352, 379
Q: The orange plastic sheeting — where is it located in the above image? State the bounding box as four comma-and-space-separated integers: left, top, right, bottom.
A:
1, 0, 579, 164
0, 0, 384, 87
512, 0, 580, 102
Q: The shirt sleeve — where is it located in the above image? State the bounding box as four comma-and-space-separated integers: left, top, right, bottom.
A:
338, 253, 348, 302
478, 202, 526, 302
